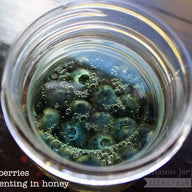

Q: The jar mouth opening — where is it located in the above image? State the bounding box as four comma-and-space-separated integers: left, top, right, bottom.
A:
1, 1, 192, 185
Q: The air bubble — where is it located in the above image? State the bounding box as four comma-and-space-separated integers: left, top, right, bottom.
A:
50, 139, 62, 152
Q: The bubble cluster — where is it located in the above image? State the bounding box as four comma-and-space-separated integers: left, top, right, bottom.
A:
31, 56, 157, 166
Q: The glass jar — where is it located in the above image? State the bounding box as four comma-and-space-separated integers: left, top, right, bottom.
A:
1, 0, 192, 191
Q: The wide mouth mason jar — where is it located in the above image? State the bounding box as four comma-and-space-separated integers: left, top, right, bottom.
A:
1, 0, 192, 191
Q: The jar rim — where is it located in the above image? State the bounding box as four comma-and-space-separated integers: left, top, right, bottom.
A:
1, 1, 192, 185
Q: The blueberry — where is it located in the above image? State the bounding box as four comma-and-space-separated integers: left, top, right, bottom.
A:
71, 100, 91, 115
88, 133, 115, 150
114, 117, 138, 142
143, 102, 157, 124
59, 121, 88, 148
137, 124, 153, 149
44, 81, 74, 108
120, 94, 140, 111
90, 112, 113, 131
121, 146, 138, 161
49, 89, 73, 107
41, 108, 60, 131
94, 85, 117, 109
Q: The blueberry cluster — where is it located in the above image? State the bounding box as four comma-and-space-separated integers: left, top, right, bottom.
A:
32, 57, 156, 166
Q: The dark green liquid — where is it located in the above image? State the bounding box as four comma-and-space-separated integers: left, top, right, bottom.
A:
30, 51, 157, 166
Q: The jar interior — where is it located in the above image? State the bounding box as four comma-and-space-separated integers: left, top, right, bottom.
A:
3, 3, 190, 183
22, 26, 167, 166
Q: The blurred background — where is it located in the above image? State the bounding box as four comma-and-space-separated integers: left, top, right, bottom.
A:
0, 0, 192, 191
